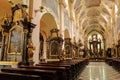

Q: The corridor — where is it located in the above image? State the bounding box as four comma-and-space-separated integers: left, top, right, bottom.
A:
78, 62, 120, 80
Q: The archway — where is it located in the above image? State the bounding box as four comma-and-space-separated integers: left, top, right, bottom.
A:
40, 13, 57, 59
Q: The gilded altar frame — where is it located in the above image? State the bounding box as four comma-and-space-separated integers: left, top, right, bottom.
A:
7, 24, 23, 55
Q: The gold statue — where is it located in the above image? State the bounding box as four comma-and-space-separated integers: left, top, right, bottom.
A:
28, 39, 35, 60
13, 9, 23, 22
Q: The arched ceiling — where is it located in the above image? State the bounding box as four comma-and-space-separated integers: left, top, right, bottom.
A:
73, 0, 117, 36
84, 24, 105, 37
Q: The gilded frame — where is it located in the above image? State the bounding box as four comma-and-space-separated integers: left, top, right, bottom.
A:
7, 24, 23, 55
50, 41, 59, 56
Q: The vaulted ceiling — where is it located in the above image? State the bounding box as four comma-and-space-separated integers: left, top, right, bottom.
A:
73, 0, 117, 37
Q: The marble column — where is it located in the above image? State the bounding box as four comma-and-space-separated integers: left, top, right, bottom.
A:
21, 29, 29, 65
59, 0, 65, 53
112, 4, 117, 45
32, 0, 41, 64
70, 18, 74, 42
59, 0, 65, 38
43, 41, 47, 59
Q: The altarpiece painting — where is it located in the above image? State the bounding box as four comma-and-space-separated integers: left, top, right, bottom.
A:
8, 25, 23, 54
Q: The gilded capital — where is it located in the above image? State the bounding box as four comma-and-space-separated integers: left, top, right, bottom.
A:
24, 29, 28, 34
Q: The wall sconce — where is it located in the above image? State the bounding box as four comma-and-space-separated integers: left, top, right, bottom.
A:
34, 6, 47, 14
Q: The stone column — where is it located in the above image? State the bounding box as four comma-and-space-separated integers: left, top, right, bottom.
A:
20, 29, 29, 65
43, 41, 47, 59
31, 0, 41, 64
112, 4, 117, 45
70, 18, 74, 42
59, 0, 65, 56
29, 0, 34, 22
59, 0, 65, 38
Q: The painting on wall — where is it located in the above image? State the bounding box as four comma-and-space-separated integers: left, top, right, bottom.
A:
50, 41, 59, 56
8, 25, 23, 54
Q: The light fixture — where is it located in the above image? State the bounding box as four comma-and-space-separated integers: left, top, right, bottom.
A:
34, 6, 48, 14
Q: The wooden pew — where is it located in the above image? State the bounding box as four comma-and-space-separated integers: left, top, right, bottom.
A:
19, 65, 67, 80
36, 59, 88, 80
110, 59, 120, 71
1, 67, 57, 80
0, 72, 41, 80
36, 63, 73, 80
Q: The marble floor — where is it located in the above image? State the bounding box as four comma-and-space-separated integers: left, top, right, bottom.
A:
78, 62, 120, 80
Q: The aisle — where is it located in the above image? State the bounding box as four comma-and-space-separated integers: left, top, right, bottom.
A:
78, 62, 120, 80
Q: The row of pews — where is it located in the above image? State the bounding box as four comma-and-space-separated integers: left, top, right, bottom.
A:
0, 58, 89, 80
105, 58, 120, 72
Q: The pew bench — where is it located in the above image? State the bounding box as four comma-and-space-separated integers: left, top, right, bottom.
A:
19, 65, 68, 80
36, 59, 88, 80
0, 72, 41, 80
36, 64, 73, 80
1, 67, 57, 80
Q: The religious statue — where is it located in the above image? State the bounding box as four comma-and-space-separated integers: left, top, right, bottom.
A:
28, 39, 35, 60
13, 9, 23, 22
12, 4, 28, 23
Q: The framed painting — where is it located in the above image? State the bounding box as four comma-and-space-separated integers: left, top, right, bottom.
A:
8, 24, 23, 54
50, 41, 59, 56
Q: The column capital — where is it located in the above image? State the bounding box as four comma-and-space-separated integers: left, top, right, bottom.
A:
24, 29, 28, 34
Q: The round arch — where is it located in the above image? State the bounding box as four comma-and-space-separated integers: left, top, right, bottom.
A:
40, 13, 58, 59
40, 13, 57, 38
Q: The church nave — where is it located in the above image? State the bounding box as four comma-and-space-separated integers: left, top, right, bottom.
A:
78, 62, 120, 80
